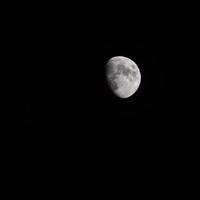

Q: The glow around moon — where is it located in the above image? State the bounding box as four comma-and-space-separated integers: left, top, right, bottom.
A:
106, 56, 141, 98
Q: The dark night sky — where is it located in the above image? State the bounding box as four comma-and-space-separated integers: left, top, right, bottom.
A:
74, 13, 199, 135
0, 10, 199, 133
0, 7, 199, 195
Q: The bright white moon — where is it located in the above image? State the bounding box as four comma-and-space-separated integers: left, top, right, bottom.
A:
106, 56, 141, 98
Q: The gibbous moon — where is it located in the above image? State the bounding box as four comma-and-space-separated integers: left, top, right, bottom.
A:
106, 56, 141, 98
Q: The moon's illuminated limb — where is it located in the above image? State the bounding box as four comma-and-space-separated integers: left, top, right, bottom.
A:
106, 56, 141, 98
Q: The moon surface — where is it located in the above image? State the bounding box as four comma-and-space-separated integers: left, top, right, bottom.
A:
106, 56, 141, 98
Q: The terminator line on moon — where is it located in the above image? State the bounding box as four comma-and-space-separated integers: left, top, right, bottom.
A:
106, 56, 141, 98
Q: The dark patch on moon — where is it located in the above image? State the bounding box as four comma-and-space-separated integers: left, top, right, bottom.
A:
130, 64, 136, 70
109, 75, 120, 90
131, 70, 137, 78
107, 63, 137, 91
116, 64, 137, 81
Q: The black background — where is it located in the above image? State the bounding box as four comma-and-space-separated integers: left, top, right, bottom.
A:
0, 6, 199, 196
0, 9, 199, 143
0, 10, 198, 132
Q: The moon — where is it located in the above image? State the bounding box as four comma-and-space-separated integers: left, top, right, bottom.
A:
106, 56, 141, 98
